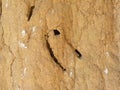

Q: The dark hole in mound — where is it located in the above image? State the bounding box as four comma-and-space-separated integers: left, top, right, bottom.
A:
28, 6, 35, 21
53, 30, 60, 35
75, 49, 82, 58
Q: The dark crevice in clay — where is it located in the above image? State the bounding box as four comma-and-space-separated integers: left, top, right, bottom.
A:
45, 35, 66, 71
53, 30, 60, 35
75, 49, 82, 58
63, 33, 82, 59
28, 6, 35, 21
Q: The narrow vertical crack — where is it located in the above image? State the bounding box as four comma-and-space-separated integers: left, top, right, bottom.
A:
1, 26, 16, 88
9, 47, 16, 77
45, 35, 66, 71
2, 26, 16, 77
27, 6, 35, 21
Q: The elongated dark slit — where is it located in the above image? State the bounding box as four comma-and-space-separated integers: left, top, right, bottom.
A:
28, 6, 35, 21
46, 39, 66, 71
75, 49, 82, 58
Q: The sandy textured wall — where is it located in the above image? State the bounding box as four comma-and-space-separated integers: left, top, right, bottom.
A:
0, 0, 120, 90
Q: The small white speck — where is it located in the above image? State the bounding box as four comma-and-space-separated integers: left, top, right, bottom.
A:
21, 67, 27, 79
105, 52, 109, 56
5, 3, 8, 8
104, 68, 109, 74
21, 30, 26, 37
32, 26, 36, 32
18, 41, 27, 48
24, 67, 27, 74
69, 72, 73, 77
5, 0, 8, 8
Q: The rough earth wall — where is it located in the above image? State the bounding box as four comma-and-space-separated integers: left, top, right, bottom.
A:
0, 0, 120, 90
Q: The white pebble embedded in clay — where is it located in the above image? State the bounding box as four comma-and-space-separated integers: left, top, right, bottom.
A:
18, 41, 27, 48
32, 26, 36, 32
104, 68, 109, 74
21, 30, 26, 37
